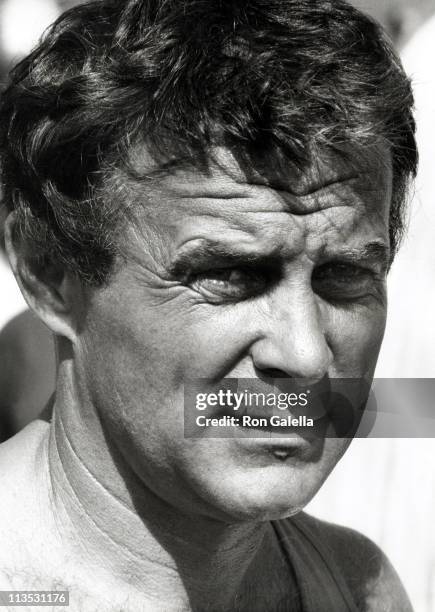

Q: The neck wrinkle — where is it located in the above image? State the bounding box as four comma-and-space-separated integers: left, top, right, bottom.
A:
46, 366, 268, 609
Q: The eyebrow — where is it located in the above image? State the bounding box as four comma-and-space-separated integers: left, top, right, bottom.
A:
169, 239, 391, 277
324, 242, 391, 269
168, 241, 280, 276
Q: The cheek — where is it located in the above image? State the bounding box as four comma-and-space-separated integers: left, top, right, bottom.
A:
77, 285, 249, 419
328, 305, 387, 375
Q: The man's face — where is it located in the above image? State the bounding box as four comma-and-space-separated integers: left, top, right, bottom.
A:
76, 147, 392, 521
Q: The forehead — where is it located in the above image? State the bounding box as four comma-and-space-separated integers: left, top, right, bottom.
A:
119, 145, 392, 260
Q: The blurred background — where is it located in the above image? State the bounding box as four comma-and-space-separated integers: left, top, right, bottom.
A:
0, 1, 434, 611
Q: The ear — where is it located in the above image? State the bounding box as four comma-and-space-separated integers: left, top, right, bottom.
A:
4, 211, 84, 343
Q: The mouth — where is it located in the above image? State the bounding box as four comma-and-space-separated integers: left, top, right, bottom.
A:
185, 377, 369, 443
233, 430, 324, 464
267, 445, 302, 461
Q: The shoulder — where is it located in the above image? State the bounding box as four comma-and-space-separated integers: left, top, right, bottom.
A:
0, 422, 54, 589
292, 512, 413, 611
0, 422, 51, 545
0, 419, 49, 476
0, 420, 50, 505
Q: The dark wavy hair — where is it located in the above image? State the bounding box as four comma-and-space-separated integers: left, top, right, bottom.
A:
0, 0, 417, 285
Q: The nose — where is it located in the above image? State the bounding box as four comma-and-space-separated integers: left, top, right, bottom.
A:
250, 288, 333, 382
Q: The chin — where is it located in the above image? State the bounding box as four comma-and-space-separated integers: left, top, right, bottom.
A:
209, 491, 312, 524
196, 463, 326, 523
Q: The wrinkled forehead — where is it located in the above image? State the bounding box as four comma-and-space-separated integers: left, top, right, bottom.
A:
113, 144, 393, 273
124, 143, 392, 208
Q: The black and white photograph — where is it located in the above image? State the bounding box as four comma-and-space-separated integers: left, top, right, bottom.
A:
0, 0, 434, 610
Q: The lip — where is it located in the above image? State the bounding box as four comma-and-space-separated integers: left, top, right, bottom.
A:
233, 428, 323, 461
236, 414, 308, 432
237, 434, 324, 466
234, 427, 312, 444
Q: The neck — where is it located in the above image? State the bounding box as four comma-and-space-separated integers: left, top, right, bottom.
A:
45, 360, 272, 610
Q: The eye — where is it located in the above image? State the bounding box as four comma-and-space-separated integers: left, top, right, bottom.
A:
312, 262, 380, 302
189, 267, 268, 303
